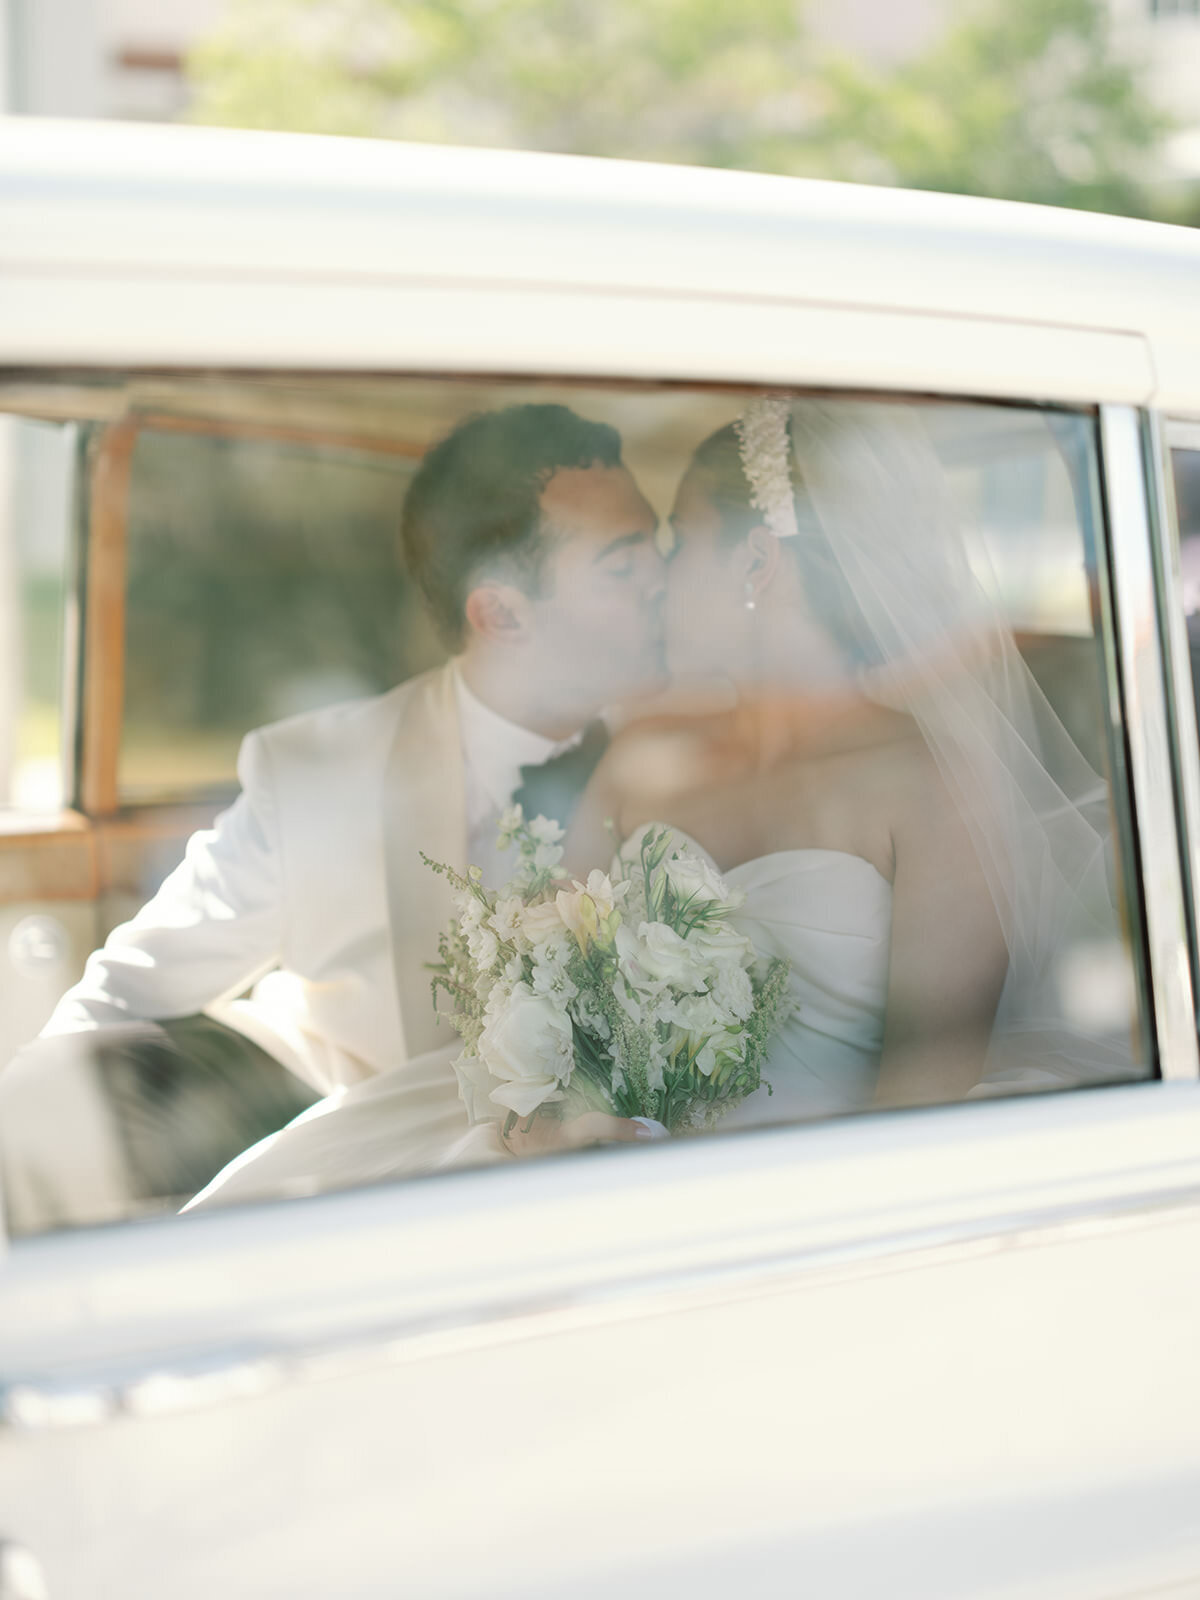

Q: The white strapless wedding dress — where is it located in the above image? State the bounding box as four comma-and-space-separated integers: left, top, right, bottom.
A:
185, 840, 892, 1212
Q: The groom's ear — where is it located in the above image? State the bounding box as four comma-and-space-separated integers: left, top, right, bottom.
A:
463, 580, 533, 643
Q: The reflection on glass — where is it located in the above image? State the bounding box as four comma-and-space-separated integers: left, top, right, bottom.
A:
0, 417, 72, 814
0, 379, 1150, 1235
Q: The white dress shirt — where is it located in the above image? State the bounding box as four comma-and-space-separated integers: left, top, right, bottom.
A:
453, 664, 582, 883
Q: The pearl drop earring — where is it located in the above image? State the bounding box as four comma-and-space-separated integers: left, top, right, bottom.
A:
744, 581, 756, 612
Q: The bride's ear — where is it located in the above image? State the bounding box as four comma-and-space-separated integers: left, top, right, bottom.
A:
735, 525, 783, 605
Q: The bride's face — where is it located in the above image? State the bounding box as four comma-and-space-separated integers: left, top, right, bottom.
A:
666, 466, 854, 691
663, 467, 745, 682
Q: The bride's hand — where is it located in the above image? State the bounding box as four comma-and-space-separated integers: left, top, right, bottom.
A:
502, 1111, 649, 1158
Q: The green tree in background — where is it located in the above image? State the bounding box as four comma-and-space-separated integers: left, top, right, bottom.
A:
186, 0, 1176, 218
815, 0, 1172, 217
186, 0, 817, 173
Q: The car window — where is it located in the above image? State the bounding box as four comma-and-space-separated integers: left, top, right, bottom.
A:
0, 375, 1153, 1236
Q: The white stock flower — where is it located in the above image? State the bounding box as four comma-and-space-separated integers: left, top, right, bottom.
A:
710, 961, 754, 1022
488, 896, 525, 941
533, 841, 565, 872
498, 803, 524, 835
664, 852, 734, 909
477, 983, 574, 1117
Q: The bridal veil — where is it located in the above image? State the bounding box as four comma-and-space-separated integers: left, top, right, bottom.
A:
779, 397, 1138, 1088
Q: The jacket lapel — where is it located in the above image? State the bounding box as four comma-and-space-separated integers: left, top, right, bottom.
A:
382, 662, 467, 1060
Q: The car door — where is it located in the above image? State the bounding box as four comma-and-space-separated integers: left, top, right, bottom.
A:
1, 371, 1198, 1600
3, 140, 1200, 1597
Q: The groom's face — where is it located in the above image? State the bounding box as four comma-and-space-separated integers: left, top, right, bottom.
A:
528, 462, 667, 713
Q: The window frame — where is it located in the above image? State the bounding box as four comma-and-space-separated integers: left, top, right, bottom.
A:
1099, 407, 1200, 1081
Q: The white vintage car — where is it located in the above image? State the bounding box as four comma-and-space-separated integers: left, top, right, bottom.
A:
2, 116, 1200, 1599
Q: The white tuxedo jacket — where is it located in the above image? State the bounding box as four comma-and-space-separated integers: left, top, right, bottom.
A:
44, 664, 468, 1093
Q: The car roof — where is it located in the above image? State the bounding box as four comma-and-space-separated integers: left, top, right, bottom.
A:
2, 116, 1199, 410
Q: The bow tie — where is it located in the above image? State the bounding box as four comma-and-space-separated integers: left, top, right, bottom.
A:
511, 719, 609, 832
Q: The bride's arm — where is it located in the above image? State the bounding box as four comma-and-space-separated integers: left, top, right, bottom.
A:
872, 760, 1009, 1108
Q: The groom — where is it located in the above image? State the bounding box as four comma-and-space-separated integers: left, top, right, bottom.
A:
1, 403, 666, 1229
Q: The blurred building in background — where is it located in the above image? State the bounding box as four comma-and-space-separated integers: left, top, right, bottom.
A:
1, 0, 221, 120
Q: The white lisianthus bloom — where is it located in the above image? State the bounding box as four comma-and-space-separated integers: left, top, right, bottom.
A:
478, 983, 574, 1117
528, 814, 565, 845
520, 899, 566, 944
689, 921, 755, 968
664, 852, 737, 909
668, 992, 728, 1037
458, 895, 486, 935
633, 921, 706, 988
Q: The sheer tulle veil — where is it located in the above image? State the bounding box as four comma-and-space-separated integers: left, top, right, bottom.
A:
770, 398, 1135, 1088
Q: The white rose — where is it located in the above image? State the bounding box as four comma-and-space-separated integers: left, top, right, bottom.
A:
520, 899, 566, 944
664, 852, 735, 908
477, 982, 574, 1118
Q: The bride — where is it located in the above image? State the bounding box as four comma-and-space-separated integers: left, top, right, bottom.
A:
185, 397, 1134, 1210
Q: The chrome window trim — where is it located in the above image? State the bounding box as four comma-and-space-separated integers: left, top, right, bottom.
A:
1100, 405, 1199, 1080
1144, 411, 1200, 1031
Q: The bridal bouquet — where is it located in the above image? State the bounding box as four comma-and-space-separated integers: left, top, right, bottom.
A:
423, 808, 790, 1138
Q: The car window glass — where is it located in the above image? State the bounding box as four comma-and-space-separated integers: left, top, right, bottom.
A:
0, 375, 1153, 1237
1170, 443, 1200, 738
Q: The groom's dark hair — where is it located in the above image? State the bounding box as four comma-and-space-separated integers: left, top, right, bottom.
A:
401, 403, 623, 645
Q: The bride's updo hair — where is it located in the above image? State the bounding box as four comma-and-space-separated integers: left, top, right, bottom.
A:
690, 420, 879, 668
